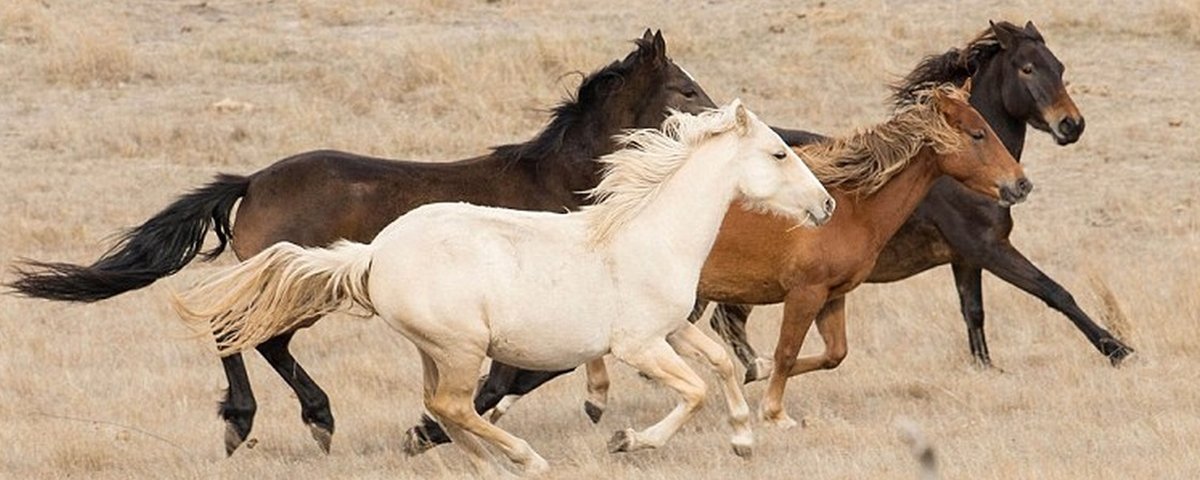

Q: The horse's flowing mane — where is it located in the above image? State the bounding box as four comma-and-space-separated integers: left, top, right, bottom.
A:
490, 37, 655, 164
890, 21, 1041, 108
584, 104, 743, 245
803, 85, 968, 196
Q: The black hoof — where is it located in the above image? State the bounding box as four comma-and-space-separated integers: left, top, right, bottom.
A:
224, 422, 249, 456
607, 429, 634, 453
742, 367, 757, 385
402, 427, 437, 456
1104, 340, 1135, 366
584, 401, 604, 424
732, 443, 752, 458
307, 423, 333, 454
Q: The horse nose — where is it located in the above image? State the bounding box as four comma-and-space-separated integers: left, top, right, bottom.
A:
823, 196, 837, 217
1001, 178, 1034, 205
1058, 116, 1085, 141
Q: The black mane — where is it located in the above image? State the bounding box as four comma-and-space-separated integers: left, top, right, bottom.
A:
890, 21, 1042, 108
491, 38, 651, 163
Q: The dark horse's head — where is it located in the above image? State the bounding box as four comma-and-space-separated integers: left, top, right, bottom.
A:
894, 21, 1085, 146
582, 29, 717, 128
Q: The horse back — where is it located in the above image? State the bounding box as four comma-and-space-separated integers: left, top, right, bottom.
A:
229, 150, 577, 259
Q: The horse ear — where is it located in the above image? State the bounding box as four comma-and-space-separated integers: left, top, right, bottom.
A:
990, 20, 1016, 50
731, 99, 750, 133
652, 30, 668, 66
961, 77, 974, 94
1024, 21, 1044, 42
640, 29, 654, 43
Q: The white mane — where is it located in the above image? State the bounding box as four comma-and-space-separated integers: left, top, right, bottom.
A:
583, 105, 743, 245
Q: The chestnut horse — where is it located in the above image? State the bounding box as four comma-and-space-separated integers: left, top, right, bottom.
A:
406, 83, 1031, 450
7, 30, 717, 454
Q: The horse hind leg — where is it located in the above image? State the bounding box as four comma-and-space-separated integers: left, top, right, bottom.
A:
219, 354, 257, 456
607, 340, 708, 454
256, 331, 335, 453
669, 324, 754, 457
425, 349, 548, 474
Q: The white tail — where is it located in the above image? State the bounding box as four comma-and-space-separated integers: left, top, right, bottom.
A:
172, 240, 375, 355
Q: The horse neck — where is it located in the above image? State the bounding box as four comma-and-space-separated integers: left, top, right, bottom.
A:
971, 61, 1028, 160
849, 147, 943, 249
534, 107, 633, 199
612, 134, 741, 272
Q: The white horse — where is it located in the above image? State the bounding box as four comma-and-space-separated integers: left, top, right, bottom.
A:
173, 99, 835, 474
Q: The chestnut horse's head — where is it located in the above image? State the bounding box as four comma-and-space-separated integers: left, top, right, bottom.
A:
931, 83, 1033, 206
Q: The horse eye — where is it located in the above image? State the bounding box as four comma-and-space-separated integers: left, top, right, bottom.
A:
682, 90, 698, 99
1021, 64, 1034, 75
970, 130, 985, 140
772, 151, 788, 160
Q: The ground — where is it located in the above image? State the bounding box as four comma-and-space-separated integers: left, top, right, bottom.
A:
1, 0, 1198, 478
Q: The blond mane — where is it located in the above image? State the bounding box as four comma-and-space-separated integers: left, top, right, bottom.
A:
584, 105, 744, 245
802, 84, 969, 197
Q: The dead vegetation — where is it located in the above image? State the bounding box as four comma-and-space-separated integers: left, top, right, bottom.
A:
0, 0, 1197, 478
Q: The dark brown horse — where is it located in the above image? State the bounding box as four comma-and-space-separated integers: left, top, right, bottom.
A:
404, 20, 1134, 454
7, 30, 717, 455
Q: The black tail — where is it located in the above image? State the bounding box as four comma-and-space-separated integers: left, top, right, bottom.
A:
7, 174, 250, 302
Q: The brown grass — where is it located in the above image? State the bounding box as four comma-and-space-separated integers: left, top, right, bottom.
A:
1, 0, 1198, 478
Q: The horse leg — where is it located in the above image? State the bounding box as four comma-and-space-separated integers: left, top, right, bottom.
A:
425, 350, 548, 474
219, 354, 257, 456
979, 241, 1133, 365
709, 303, 766, 383
668, 324, 754, 457
785, 297, 847, 377
415, 350, 495, 474
403, 363, 573, 456
760, 288, 823, 429
951, 262, 991, 368
584, 358, 610, 424
608, 340, 707, 453
255, 331, 335, 453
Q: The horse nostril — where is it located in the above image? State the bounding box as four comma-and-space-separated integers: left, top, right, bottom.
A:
1059, 117, 1085, 138
823, 197, 837, 216
1016, 177, 1034, 196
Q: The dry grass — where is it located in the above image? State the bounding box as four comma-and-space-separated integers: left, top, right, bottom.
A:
1, 0, 1198, 478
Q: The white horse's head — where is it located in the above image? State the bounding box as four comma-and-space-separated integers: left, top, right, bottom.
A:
727, 99, 835, 227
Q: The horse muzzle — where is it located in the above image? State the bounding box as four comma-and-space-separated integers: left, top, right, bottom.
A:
998, 177, 1034, 207
807, 196, 836, 226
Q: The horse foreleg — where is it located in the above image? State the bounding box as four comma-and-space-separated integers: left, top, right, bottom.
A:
979, 241, 1134, 365
951, 262, 991, 367
709, 303, 766, 383
255, 331, 334, 453
584, 358, 610, 423
760, 288, 823, 429
608, 341, 707, 453
219, 354, 256, 456
785, 297, 847, 377
669, 324, 754, 457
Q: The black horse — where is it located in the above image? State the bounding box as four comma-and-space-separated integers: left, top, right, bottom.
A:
406, 20, 1133, 454
8, 30, 717, 455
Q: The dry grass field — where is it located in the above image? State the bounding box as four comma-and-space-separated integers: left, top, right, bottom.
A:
2, 0, 1199, 478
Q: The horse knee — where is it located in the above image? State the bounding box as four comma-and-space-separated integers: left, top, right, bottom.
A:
824, 346, 848, 370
